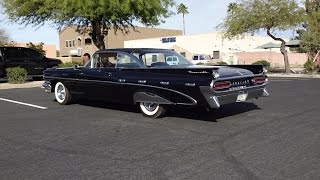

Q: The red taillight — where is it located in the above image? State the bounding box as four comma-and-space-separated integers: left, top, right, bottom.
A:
212, 81, 232, 90
252, 76, 266, 84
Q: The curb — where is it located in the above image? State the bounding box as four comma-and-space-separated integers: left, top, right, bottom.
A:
267, 73, 320, 78
0, 81, 44, 90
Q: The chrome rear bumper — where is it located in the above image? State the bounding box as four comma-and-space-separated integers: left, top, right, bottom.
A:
200, 84, 269, 109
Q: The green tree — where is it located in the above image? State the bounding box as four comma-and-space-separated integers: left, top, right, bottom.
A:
0, 28, 10, 46
177, 3, 189, 35
26, 42, 46, 55
1, 0, 175, 50
299, 0, 320, 60
220, 0, 304, 74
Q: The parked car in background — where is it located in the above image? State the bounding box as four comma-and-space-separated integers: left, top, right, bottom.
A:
166, 56, 179, 65
0, 47, 62, 78
42, 48, 269, 118
192, 54, 212, 64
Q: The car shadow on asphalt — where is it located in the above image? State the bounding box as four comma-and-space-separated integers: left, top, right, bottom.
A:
75, 100, 260, 122
166, 102, 260, 122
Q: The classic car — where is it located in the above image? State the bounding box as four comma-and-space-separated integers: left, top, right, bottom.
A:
42, 48, 269, 118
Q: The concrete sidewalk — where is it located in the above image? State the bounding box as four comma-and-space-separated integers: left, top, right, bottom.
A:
0, 81, 44, 90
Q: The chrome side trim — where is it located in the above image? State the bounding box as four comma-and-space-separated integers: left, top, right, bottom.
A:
185, 83, 196, 87
44, 76, 198, 105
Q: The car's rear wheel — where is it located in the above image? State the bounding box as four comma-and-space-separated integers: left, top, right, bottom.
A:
139, 102, 166, 118
55, 82, 72, 105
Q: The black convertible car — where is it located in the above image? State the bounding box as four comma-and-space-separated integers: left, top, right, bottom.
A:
42, 48, 269, 118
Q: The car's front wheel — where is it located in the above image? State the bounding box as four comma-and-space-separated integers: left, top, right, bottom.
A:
54, 82, 72, 105
139, 102, 166, 118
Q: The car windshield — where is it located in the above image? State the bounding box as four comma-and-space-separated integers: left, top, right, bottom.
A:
132, 50, 193, 68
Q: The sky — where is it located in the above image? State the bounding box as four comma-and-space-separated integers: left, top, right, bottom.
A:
0, 0, 293, 50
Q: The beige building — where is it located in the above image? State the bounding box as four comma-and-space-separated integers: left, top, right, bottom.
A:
59, 26, 182, 57
16, 43, 57, 58
124, 32, 307, 67
124, 32, 286, 61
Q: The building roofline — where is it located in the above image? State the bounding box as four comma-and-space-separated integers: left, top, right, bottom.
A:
58, 25, 78, 35
96, 48, 173, 53
59, 25, 182, 35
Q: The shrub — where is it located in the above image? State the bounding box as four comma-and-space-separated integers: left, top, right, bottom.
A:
5, 67, 27, 84
252, 60, 271, 71
58, 61, 83, 68
304, 59, 317, 74
217, 61, 228, 65
252, 60, 271, 67
196, 62, 205, 65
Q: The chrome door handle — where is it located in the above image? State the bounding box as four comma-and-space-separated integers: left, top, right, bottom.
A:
160, 81, 169, 85
138, 80, 146, 84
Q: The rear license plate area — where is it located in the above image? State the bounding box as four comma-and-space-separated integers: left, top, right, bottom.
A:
237, 91, 248, 102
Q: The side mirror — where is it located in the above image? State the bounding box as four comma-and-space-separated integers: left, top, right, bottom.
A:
73, 64, 79, 70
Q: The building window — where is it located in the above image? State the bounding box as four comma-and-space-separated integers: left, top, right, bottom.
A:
213, 51, 220, 59
77, 38, 82, 46
85, 38, 92, 45
66, 41, 68, 47
72, 40, 75, 47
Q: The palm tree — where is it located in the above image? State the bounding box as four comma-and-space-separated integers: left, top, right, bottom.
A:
177, 3, 189, 35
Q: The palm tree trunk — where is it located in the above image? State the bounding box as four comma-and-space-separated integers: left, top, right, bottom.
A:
183, 14, 185, 35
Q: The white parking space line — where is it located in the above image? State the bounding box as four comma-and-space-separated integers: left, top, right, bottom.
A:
0, 98, 48, 110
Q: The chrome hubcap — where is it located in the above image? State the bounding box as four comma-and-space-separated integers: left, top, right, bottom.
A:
142, 103, 158, 111
57, 85, 65, 101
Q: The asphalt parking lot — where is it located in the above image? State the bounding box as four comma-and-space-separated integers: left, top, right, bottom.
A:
0, 78, 319, 180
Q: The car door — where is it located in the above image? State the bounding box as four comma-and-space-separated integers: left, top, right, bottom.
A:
75, 52, 118, 101
112, 52, 146, 104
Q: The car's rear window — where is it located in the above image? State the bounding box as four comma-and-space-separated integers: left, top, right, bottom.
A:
134, 50, 193, 68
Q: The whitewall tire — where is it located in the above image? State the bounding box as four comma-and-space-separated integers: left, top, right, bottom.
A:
54, 82, 72, 105
139, 102, 166, 118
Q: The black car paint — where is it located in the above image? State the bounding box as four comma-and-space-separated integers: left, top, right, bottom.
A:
43, 48, 267, 109
0, 47, 62, 77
